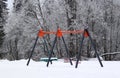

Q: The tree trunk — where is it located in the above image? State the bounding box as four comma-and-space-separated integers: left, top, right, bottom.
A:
109, 1, 114, 60
103, 29, 108, 60
65, 0, 77, 57
115, 16, 120, 52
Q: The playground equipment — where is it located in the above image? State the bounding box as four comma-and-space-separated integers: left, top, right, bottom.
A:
40, 57, 58, 62
27, 27, 103, 68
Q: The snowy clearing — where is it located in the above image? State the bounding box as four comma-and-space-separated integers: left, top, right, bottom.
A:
0, 60, 120, 78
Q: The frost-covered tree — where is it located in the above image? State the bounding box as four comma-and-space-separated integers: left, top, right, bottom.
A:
0, 0, 7, 47
2, 0, 120, 61
3, 0, 41, 60
0, 0, 7, 59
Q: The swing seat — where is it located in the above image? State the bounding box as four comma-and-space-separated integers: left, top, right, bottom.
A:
40, 57, 58, 62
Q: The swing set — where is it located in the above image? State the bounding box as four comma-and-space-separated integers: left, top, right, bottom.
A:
26, 27, 103, 68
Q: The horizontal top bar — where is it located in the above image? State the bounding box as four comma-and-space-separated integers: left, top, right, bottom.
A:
38, 28, 84, 37
40, 30, 84, 34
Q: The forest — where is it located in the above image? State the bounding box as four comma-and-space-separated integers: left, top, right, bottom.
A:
0, 0, 120, 61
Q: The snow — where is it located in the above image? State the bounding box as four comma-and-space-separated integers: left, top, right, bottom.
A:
0, 59, 120, 78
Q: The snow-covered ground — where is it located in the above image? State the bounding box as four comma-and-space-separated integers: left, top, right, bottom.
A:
0, 59, 120, 78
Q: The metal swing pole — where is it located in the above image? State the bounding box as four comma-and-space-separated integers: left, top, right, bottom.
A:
27, 36, 39, 66
85, 29, 103, 67
43, 37, 52, 64
61, 36, 73, 65
47, 36, 57, 67
75, 31, 85, 68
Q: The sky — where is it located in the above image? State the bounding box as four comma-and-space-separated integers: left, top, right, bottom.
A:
6, 0, 14, 12
6, 0, 45, 12
114, 0, 120, 5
